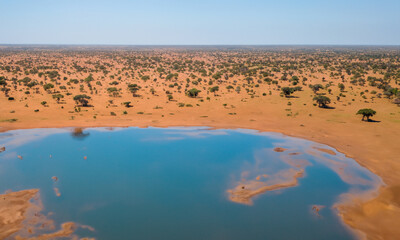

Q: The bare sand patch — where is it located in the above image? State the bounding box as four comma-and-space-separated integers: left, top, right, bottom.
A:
313, 147, 336, 155
336, 185, 400, 240
0, 189, 39, 239
227, 169, 304, 205
0, 189, 94, 239
273, 147, 287, 152
53, 187, 61, 197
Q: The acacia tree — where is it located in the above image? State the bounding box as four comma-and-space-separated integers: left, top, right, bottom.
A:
0, 77, 7, 95
43, 83, 54, 91
281, 87, 294, 97
0, 77, 6, 87
383, 88, 399, 99
310, 84, 323, 93
313, 95, 331, 108
73, 94, 91, 107
84, 74, 94, 83
187, 88, 200, 98
209, 86, 219, 96
128, 83, 141, 97
107, 87, 120, 97
52, 94, 64, 103
357, 108, 376, 121
123, 101, 132, 108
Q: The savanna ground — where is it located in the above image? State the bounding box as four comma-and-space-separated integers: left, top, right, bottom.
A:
0, 46, 399, 239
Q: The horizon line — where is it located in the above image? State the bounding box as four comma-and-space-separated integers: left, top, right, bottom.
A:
1, 43, 400, 47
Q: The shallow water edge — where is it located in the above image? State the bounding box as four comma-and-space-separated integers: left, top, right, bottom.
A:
0, 126, 384, 239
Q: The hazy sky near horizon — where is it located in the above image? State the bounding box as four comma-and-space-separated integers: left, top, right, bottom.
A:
1, 0, 399, 45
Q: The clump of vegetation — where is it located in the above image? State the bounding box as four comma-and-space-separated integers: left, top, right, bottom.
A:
107, 87, 120, 97
187, 88, 200, 98
209, 86, 219, 96
313, 95, 331, 108
0, 118, 17, 122
281, 87, 301, 97
310, 84, 324, 93
123, 101, 132, 108
73, 94, 91, 107
338, 83, 345, 92
52, 94, 64, 103
43, 83, 54, 91
357, 108, 377, 121
128, 83, 141, 97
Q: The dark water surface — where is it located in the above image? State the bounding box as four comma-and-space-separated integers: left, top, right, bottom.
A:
0, 127, 381, 240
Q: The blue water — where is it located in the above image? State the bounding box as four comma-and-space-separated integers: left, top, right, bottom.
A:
0, 127, 380, 240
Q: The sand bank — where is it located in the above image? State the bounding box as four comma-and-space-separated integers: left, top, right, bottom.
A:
227, 169, 304, 205
0, 189, 93, 239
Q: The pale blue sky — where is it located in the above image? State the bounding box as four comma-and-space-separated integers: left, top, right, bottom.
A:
0, 0, 399, 45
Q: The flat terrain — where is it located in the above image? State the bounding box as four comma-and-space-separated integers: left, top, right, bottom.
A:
0, 46, 399, 239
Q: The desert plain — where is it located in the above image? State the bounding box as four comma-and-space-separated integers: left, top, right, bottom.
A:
0, 46, 399, 239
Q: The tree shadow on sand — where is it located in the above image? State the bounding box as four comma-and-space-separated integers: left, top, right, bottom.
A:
365, 119, 381, 123
320, 106, 336, 109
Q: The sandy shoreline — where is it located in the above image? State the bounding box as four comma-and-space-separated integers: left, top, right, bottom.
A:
0, 189, 90, 239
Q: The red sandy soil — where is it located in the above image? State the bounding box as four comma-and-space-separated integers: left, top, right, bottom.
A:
1, 47, 399, 239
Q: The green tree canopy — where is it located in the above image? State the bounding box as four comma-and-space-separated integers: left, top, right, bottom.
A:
128, 83, 141, 97
73, 94, 91, 107
84, 74, 94, 83
187, 88, 201, 98
313, 95, 331, 108
338, 83, 345, 91
310, 84, 324, 93
209, 86, 219, 96
43, 83, 54, 91
52, 94, 64, 103
107, 87, 120, 97
357, 108, 376, 121
281, 87, 295, 97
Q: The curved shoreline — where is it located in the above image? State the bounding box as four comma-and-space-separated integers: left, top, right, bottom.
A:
0, 189, 93, 239
1, 122, 399, 239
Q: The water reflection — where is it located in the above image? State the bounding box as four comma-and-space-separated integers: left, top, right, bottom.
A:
0, 127, 382, 240
71, 128, 90, 140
